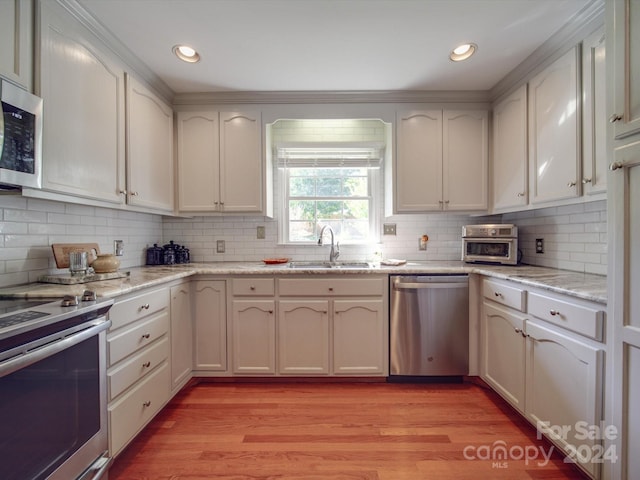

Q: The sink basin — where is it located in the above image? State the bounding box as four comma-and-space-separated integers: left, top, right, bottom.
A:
289, 261, 371, 269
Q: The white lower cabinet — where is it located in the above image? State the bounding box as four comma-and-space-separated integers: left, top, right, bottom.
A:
107, 287, 171, 457
231, 299, 276, 374
193, 280, 227, 372
480, 277, 605, 479
170, 283, 193, 392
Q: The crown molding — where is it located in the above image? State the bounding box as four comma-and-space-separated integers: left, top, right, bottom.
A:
172, 89, 491, 106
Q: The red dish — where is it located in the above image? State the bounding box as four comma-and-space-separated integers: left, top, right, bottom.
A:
262, 258, 290, 264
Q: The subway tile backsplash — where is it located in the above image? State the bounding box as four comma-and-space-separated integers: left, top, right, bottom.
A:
0, 195, 607, 289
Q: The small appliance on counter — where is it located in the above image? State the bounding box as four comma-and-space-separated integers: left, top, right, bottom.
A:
146, 241, 190, 265
462, 224, 519, 265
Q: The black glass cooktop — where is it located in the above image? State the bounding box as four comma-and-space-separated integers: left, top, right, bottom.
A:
0, 299, 51, 317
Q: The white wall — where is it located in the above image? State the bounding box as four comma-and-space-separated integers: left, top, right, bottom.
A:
0, 196, 162, 287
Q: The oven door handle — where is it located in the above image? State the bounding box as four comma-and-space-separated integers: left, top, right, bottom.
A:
0, 319, 110, 377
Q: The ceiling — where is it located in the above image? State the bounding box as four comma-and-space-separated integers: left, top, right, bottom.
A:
77, 0, 594, 94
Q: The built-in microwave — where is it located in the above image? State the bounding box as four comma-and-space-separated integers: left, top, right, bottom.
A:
0, 79, 43, 189
462, 224, 519, 265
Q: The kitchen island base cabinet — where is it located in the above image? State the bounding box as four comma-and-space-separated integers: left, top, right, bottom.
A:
193, 280, 227, 372
231, 300, 276, 374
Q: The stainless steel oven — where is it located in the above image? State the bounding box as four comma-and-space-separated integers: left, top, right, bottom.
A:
462, 224, 519, 265
0, 294, 113, 480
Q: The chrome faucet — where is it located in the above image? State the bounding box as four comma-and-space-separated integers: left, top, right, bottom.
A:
317, 225, 340, 262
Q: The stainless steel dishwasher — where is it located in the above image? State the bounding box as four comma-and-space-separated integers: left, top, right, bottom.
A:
390, 275, 469, 376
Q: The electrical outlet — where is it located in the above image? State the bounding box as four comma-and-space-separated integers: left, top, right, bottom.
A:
536, 238, 544, 254
114, 239, 124, 256
383, 223, 397, 235
216, 240, 225, 253
257, 226, 265, 239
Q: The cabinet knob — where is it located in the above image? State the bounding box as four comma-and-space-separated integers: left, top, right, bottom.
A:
250, 286, 255, 290
609, 113, 623, 123
609, 162, 624, 171
214, 201, 219, 205
517, 192, 525, 197
582, 178, 592, 184
567, 181, 576, 187
514, 328, 522, 334
141, 303, 150, 310
268, 310, 273, 314
119, 189, 127, 195
131, 191, 139, 196
220, 202, 225, 206
142, 361, 151, 368
141, 333, 151, 339
494, 292, 503, 298
328, 287, 334, 292
143, 400, 151, 407
549, 309, 560, 316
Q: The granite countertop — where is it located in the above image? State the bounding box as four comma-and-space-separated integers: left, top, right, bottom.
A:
0, 261, 607, 304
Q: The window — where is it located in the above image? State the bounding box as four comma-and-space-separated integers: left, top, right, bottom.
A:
276, 144, 383, 245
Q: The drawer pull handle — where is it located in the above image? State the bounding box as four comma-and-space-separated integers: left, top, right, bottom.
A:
549, 310, 560, 316
141, 303, 150, 310
143, 401, 151, 407
494, 292, 503, 298
514, 328, 528, 338
142, 333, 151, 339
142, 361, 151, 368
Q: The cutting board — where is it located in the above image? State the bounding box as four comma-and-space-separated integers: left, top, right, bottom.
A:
51, 243, 100, 268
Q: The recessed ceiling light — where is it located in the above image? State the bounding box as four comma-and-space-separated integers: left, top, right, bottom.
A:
173, 44, 200, 63
449, 43, 477, 62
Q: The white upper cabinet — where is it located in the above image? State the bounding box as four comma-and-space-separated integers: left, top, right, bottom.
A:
395, 108, 487, 213
0, 0, 33, 90
610, 0, 640, 139
125, 74, 174, 213
528, 47, 580, 204
492, 85, 528, 210
177, 109, 263, 214
582, 26, 607, 195
38, 0, 126, 205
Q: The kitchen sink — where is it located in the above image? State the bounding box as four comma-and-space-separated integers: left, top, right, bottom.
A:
289, 261, 371, 269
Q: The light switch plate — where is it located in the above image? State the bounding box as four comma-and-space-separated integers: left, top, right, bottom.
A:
257, 226, 265, 239
216, 240, 225, 253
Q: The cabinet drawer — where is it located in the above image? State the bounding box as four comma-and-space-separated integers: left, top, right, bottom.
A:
109, 288, 170, 330
483, 278, 527, 312
233, 278, 275, 296
108, 362, 170, 456
108, 337, 169, 400
528, 292, 604, 341
279, 277, 385, 296
108, 310, 170, 366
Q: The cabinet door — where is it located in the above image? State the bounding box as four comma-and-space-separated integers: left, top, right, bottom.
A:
278, 300, 329, 375
126, 74, 174, 212
525, 320, 603, 478
443, 110, 488, 211
170, 283, 193, 391
481, 302, 526, 412
492, 85, 528, 210
193, 280, 227, 371
39, 0, 125, 204
395, 109, 443, 212
231, 300, 275, 374
0, 0, 32, 90
582, 27, 607, 195
219, 111, 262, 212
333, 299, 385, 375
610, 0, 640, 139
528, 48, 580, 203
176, 111, 221, 212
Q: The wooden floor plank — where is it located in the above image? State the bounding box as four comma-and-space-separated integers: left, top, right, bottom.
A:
109, 382, 588, 480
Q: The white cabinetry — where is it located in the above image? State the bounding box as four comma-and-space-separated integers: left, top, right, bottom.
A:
480, 277, 605, 479
492, 85, 528, 210
395, 108, 488, 212
176, 110, 263, 214
231, 299, 276, 374
125, 74, 174, 213
607, 2, 640, 478
107, 287, 171, 457
528, 47, 580, 204
582, 27, 607, 195
170, 283, 192, 392
38, 0, 125, 205
193, 280, 227, 372
0, 0, 33, 90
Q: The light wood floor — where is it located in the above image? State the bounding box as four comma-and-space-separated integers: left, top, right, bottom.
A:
109, 381, 587, 479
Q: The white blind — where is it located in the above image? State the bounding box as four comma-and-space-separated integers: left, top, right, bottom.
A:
275, 142, 384, 168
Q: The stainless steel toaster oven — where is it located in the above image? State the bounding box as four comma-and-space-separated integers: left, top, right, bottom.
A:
462, 224, 519, 265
